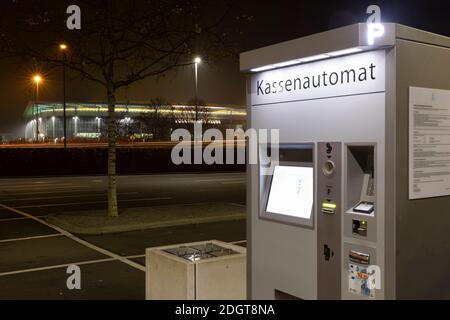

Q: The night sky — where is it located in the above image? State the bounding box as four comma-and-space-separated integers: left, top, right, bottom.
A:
0, 0, 448, 134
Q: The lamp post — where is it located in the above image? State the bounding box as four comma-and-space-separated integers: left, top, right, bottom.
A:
60, 44, 68, 148
52, 116, 56, 139
96, 117, 101, 137
193, 57, 201, 122
73, 116, 79, 137
32, 74, 42, 142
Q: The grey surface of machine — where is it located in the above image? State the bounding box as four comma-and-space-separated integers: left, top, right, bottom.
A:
241, 23, 450, 300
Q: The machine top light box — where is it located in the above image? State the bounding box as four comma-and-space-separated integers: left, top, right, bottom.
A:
265, 165, 314, 219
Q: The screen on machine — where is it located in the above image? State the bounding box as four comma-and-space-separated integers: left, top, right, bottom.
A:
266, 165, 314, 219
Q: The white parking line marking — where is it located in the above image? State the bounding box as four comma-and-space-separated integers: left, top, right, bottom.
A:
0, 258, 117, 277
125, 254, 145, 259
230, 202, 246, 208
0, 234, 63, 243
0, 246, 253, 277
0, 203, 145, 272
1, 192, 138, 202
13, 197, 172, 209
0, 254, 147, 277
0, 215, 47, 222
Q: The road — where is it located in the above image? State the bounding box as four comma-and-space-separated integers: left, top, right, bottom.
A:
0, 172, 246, 299
0, 140, 246, 149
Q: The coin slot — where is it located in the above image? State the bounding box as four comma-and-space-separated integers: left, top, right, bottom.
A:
322, 160, 335, 176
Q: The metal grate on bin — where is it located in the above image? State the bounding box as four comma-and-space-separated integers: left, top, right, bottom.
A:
163, 242, 239, 262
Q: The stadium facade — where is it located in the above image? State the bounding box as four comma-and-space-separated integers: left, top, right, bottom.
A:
24, 101, 246, 141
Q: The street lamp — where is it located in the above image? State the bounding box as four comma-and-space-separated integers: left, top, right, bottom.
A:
193, 57, 202, 122
59, 43, 68, 148
32, 74, 42, 142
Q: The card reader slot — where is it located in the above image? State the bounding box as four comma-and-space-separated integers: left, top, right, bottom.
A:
321, 202, 337, 214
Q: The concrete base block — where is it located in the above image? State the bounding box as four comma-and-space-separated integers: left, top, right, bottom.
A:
146, 240, 246, 300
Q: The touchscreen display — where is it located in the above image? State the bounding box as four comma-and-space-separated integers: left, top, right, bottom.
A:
266, 165, 314, 219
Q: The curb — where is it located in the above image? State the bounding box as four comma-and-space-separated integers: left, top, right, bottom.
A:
46, 213, 246, 235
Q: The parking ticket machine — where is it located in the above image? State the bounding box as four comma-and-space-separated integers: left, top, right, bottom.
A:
241, 24, 450, 299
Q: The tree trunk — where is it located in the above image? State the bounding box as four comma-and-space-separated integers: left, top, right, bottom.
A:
107, 84, 119, 217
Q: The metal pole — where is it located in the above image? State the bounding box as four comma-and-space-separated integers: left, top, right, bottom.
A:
35, 83, 39, 142
194, 62, 198, 122
63, 51, 67, 148
74, 117, 78, 137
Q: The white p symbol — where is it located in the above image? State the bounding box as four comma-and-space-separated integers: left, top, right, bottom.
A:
366, 5, 384, 45
367, 23, 385, 45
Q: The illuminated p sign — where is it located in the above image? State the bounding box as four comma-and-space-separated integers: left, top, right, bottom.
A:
366, 5, 384, 45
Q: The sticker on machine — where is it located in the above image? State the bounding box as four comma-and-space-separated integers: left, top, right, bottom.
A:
348, 263, 376, 298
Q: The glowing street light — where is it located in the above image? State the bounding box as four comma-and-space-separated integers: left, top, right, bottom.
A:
32, 74, 43, 142
33, 74, 42, 84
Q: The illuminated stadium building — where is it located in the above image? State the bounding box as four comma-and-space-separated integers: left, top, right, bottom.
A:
24, 102, 246, 141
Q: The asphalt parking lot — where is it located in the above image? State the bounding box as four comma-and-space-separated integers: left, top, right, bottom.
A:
0, 172, 246, 299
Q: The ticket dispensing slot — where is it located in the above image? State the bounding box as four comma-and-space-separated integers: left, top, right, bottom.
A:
346, 145, 375, 216
353, 202, 374, 214
345, 145, 376, 241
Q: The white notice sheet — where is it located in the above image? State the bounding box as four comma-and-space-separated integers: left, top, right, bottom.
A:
409, 87, 450, 199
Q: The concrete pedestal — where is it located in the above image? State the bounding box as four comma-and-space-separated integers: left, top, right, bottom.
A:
146, 240, 246, 300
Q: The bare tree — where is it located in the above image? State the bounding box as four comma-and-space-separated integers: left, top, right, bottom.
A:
0, 0, 249, 217
135, 97, 173, 141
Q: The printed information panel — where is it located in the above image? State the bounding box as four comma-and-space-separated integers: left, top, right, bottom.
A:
409, 87, 450, 199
